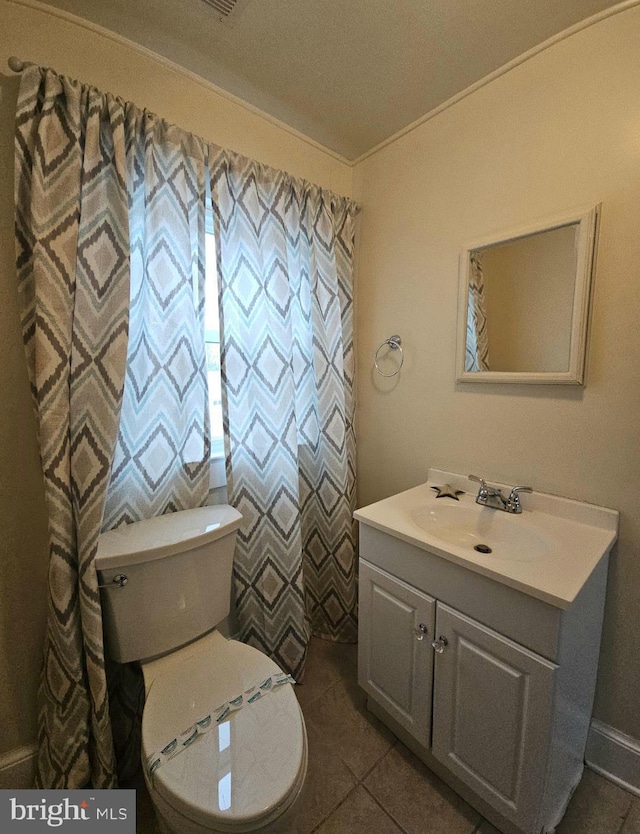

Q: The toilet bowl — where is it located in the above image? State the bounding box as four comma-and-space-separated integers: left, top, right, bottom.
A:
96, 506, 307, 833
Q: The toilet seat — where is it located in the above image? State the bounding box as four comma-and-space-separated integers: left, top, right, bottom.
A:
141, 631, 307, 833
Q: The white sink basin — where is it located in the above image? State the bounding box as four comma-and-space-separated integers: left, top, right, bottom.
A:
354, 469, 618, 608
410, 503, 551, 561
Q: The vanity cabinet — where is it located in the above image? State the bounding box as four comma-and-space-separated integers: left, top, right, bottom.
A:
358, 561, 435, 748
431, 603, 555, 828
357, 522, 610, 834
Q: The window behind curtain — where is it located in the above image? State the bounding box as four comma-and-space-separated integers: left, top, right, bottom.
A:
205, 215, 224, 467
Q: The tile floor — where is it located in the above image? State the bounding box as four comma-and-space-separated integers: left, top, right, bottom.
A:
134, 637, 640, 834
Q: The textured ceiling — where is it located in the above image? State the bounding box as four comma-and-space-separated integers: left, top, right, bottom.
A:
37, 0, 625, 160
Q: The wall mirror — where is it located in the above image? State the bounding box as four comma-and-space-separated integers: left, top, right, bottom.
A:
456, 205, 600, 385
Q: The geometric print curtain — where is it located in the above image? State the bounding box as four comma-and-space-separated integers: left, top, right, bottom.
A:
102, 113, 210, 529
210, 149, 358, 680
101, 114, 211, 783
14, 66, 211, 788
15, 57, 358, 786
14, 66, 128, 788
466, 251, 490, 372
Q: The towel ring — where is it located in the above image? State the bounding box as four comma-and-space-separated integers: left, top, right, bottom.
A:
374, 335, 404, 377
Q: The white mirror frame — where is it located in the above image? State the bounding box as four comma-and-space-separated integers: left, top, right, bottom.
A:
456, 204, 600, 385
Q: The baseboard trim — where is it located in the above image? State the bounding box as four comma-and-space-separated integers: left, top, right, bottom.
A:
0, 743, 37, 789
586, 720, 640, 797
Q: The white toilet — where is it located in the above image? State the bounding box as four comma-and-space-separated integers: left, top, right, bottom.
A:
96, 505, 308, 834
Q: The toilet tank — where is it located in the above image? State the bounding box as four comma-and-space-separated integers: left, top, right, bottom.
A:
96, 505, 242, 664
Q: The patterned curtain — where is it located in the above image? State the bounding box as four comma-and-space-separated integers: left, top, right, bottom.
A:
210, 150, 358, 680
102, 112, 210, 528
466, 251, 490, 372
15, 67, 129, 788
15, 66, 211, 788
101, 112, 210, 782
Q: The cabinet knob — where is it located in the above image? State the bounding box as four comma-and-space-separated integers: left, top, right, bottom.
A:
414, 623, 429, 641
432, 635, 448, 654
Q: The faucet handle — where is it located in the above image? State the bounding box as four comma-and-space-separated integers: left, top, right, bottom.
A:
507, 485, 532, 513
469, 475, 489, 497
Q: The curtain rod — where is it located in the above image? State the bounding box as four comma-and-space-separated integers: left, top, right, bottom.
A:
5, 54, 360, 210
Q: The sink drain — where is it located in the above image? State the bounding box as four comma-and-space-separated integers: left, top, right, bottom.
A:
474, 544, 492, 554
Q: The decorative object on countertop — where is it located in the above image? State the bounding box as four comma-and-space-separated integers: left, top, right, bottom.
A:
430, 484, 464, 500
374, 334, 404, 376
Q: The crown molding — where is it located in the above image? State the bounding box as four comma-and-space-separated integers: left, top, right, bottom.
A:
6, 0, 640, 168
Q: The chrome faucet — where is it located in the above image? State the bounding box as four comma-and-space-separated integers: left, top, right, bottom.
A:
469, 475, 532, 514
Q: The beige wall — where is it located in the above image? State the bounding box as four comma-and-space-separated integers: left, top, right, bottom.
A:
0, 0, 352, 761
353, 6, 640, 740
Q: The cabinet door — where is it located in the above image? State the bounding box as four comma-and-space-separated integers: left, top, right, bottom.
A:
358, 559, 436, 747
432, 603, 557, 831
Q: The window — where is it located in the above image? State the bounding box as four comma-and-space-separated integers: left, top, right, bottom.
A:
205, 223, 226, 489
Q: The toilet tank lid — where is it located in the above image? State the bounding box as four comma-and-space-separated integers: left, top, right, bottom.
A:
96, 505, 242, 571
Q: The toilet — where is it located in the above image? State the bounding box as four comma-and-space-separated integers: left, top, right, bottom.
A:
96, 505, 308, 834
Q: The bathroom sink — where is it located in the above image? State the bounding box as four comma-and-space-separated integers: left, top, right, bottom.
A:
354, 469, 618, 608
410, 503, 551, 561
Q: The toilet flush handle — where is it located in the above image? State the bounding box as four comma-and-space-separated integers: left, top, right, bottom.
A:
98, 573, 128, 589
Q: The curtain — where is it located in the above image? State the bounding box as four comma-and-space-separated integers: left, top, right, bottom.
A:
466, 251, 490, 372
101, 112, 210, 781
102, 110, 210, 528
15, 66, 129, 788
210, 150, 358, 679
15, 66, 211, 788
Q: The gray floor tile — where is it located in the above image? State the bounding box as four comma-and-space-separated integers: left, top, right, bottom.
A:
294, 637, 357, 709
364, 742, 480, 834
316, 785, 404, 834
283, 721, 358, 834
622, 797, 640, 834
557, 768, 633, 834
302, 674, 395, 780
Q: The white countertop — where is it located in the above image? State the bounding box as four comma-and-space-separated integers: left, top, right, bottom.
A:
354, 469, 619, 609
